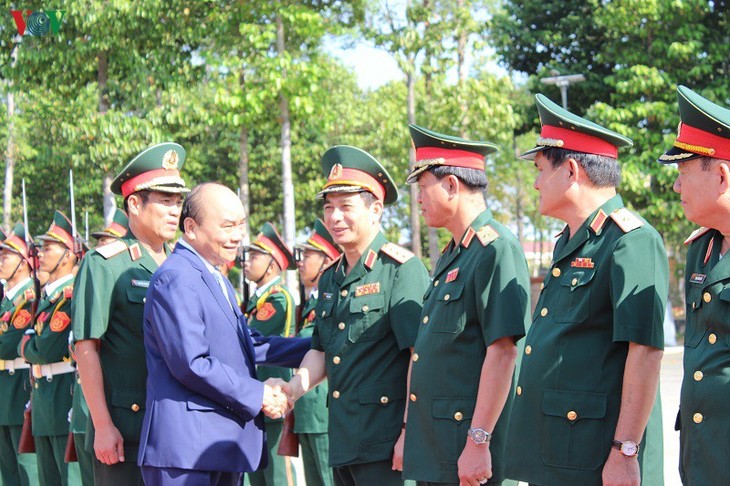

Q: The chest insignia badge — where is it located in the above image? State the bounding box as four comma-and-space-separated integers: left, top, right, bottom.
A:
445, 268, 459, 283
355, 282, 380, 297
570, 257, 594, 268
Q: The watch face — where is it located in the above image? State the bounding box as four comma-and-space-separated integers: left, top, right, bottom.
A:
621, 441, 638, 456
471, 428, 488, 443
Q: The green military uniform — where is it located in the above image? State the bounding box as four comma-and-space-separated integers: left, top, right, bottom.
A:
312, 146, 430, 485
72, 142, 188, 486
0, 224, 39, 486
244, 222, 297, 486
505, 95, 667, 485
658, 86, 730, 485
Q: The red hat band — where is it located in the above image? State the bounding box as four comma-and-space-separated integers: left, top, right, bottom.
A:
674, 122, 730, 160
415, 147, 485, 170
540, 125, 619, 159
46, 224, 75, 251
307, 233, 340, 260
121, 168, 182, 198
255, 234, 289, 271
323, 167, 385, 201
3, 234, 34, 269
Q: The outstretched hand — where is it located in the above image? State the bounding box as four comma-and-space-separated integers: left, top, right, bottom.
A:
262, 378, 294, 419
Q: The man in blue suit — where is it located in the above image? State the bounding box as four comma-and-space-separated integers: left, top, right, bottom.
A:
138, 182, 311, 485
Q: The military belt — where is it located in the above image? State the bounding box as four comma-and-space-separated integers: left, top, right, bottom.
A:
0, 358, 31, 374
32, 361, 75, 381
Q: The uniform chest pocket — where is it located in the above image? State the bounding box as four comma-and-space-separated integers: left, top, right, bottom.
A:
348, 293, 387, 343
431, 282, 466, 334
126, 287, 148, 305
553, 269, 595, 323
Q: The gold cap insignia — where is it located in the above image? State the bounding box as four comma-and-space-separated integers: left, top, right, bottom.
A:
329, 163, 343, 180
162, 150, 179, 170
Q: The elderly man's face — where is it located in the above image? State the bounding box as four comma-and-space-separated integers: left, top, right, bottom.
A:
186, 185, 246, 267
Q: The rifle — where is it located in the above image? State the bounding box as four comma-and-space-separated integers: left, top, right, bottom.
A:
68, 170, 84, 260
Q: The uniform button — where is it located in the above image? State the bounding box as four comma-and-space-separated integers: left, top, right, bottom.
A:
709, 333, 717, 344
131, 404, 140, 412
422, 316, 429, 324
321, 310, 326, 317
571, 278, 578, 286
540, 308, 548, 317
380, 396, 389, 404
694, 371, 703, 381
525, 345, 532, 355
566, 410, 577, 421
332, 391, 340, 399
703, 292, 712, 303
143, 297, 146, 303
434, 280, 439, 287
552, 268, 561, 277
341, 290, 348, 297
333, 356, 341, 364
77, 378, 81, 384
338, 322, 345, 330
454, 412, 463, 421
540, 282, 545, 290
444, 294, 450, 301
693, 413, 703, 424
516, 386, 522, 395
410, 393, 417, 402
412, 353, 419, 362
362, 305, 369, 312
692, 302, 696, 309
34, 382, 39, 389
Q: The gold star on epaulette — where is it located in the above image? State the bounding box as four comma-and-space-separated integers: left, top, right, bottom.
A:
609, 208, 644, 233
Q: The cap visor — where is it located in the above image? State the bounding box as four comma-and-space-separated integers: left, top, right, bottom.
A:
316, 185, 369, 200
657, 147, 703, 164
519, 146, 544, 160
405, 165, 433, 184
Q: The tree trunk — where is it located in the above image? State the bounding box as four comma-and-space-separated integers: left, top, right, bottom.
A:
406, 70, 422, 258
276, 14, 298, 294
98, 50, 116, 224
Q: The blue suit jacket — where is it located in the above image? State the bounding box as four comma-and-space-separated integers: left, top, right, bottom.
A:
137, 244, 310, 472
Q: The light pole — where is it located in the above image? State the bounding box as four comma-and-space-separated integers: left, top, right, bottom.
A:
540, 73, 585, 109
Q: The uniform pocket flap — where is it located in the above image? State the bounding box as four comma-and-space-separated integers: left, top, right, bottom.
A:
542, 389, 606, 421
561, 269, 596, 290
316, 299, 334, 318
432, 398, 475, 421
358, 380, 405, 405
349, 293, 385, 314
186, 395, 223, 412
439, 282, 464, 302
110, 388, 146, 411
126, 287, 147, 304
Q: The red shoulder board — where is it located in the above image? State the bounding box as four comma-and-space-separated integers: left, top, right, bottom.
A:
684, 227, 712, 246
610, 208, 644, 233
50, 311, 71, 332
380, 242, 414, 264
256, 302, 276, 321
63, 286, 73, 299
12, 309, 32, 329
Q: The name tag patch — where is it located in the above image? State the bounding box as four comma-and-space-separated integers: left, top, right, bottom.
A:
690, 273, 707, 284
131, 279, 150, 288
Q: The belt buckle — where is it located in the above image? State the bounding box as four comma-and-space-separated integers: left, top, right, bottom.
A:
32, 364, 42, 380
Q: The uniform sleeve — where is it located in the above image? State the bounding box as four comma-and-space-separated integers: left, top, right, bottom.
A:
248, 291, 294, 338
610, 229, 668, 348
476, 238, 530, 346
389, 257, 429, 350
72, 254, 114, 340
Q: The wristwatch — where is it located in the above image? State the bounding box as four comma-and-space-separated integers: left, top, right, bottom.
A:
612, 439, 639, 457
467, 427, 491, 445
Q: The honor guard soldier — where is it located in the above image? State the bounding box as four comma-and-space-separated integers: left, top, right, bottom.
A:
288, 146, 430, 486
18, 211, 81, 485
504, 94, 668, 486
72, 143, 189, 485
294, 219, 341, 486
68, 207, 130, 486
659, 86, 730, 485
243, 222, 298, 486
0, 224, 39, 486
399, 125, 530, 485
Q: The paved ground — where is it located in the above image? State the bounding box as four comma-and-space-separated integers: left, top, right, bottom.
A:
288, 347, 686, 485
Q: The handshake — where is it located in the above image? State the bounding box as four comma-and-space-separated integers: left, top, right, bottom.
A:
261, 378, 296, 420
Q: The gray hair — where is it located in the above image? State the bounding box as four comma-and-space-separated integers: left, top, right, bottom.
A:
542, 147, 621, 188
428, 165, 488, 192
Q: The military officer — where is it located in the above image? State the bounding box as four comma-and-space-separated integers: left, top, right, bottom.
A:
68, 207, 130, 486
72, 142, 189, 485
242, 222, 298, 486
658, 86, 730, 485
0, 224, 39, 486
398, 125, 530, 486
504, 94, 668, 486
287, 146, 430, 486
293, 219, 341, 486
18, 211, 81, 486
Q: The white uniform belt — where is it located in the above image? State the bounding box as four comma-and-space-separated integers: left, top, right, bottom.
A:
32, 361, 75, 380
0, 358, 31, 373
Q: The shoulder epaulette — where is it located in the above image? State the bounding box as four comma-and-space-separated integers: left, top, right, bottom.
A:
380, 242, 415, 264
684, 227, 712, 246
63, 286, 73, 300
96, 239, 127, 259
475, 225, 499, 247
610, 208, 644, 233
